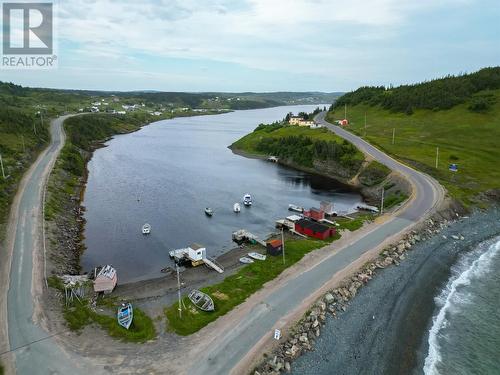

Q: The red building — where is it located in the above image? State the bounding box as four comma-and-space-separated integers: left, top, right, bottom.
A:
303, 207, 325, 221
295, 219, 336, 240
339, 119, 349, 126
266, 239, 283, 256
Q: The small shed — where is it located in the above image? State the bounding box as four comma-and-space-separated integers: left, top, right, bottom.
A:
93, 265, 117, 294
339, 119, 349, 126
320, 201, 335, 216
188, 243, 206, 262
266, 239, 283, 256
304, 207, 325, 221
295, 219, 336, 240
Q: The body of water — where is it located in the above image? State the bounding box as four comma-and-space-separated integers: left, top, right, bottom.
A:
424, 235, 500, 375
81, 105, 362, 283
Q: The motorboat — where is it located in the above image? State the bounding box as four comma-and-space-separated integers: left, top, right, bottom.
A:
239, 256, 254, 264
248, 252, 266, 261
142, 223, 151, 234
117, 303, 133, 329
243, 194, 252, 206
233, 203, 241, 213
188, 289, 215, 312
288, 204, 304, 213
204, 207, 214, 216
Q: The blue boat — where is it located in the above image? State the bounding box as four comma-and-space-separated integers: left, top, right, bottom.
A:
117, 303, 133, 330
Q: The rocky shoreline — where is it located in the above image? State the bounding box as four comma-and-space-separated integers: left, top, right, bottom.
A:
251, 200, 467, 375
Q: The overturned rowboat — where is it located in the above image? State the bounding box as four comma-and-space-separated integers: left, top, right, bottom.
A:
188, 289, 215, 312
248, 252, 266, 261
239, 256, 254, 264
117, 303, 133, 330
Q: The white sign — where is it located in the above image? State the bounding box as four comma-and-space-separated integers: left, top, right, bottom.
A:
274, 329, 281, 340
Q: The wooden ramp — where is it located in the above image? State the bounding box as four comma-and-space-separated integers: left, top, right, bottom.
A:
204, 257, 224, 273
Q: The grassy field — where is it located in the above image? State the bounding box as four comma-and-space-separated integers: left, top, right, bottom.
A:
327, 89, 500, 206
165, 236, 339, 335
232, 124, 355, 156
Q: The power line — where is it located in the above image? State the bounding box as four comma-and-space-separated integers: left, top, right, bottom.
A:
0, 329, 70, 357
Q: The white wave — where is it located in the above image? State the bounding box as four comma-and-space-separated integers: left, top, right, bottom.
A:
423, 237, 500, 375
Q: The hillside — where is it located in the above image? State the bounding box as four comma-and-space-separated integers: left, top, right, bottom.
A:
327, 69, 500, 206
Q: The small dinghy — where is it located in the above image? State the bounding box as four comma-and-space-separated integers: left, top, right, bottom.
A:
248, 252, 266, 261
204, 207, 214, 216
142, 223, 151, 234
117, 303, 133, 329
188, 289, 215, 312
233, 203, 241, 213
239, 256, 254, 264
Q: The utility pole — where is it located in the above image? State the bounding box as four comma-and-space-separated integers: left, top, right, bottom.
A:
380, 186, 385, 215
21, 135, 25, 152
344, 103, 347, 120
364, 112, 367, 137
392, 128, 395, 145
33, 118, 37, 135
435, 147, 439, 169
281, 227, 285, 265
0, 154, 6, 179
176, 263, 182, 319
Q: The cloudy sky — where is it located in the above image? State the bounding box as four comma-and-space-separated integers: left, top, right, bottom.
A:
1, 0, 499, 92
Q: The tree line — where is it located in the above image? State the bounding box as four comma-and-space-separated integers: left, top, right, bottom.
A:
333, 67, 500, 113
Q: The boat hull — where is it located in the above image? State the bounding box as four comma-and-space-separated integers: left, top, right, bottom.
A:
117, 303, 133, 330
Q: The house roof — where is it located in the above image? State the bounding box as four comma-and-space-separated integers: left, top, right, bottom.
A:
267, 239, 282, 247
296, 219, 331, 233
97, 265, 116, 280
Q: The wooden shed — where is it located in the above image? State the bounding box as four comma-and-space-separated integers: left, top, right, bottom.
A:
93, 265, 117, 294
266, 239, 283, 256
295, 219, 336, 240
304, 207, 325, 221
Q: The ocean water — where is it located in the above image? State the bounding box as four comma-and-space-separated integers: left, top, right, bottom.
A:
424, 236, 500, 375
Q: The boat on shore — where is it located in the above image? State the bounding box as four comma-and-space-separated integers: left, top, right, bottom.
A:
117, 303, 133, 329
233, 203, 241, 213
188, 289, 215, 312
239, 256, 254, 264
243, 194, 253, 206
288, 204, 304, 213
248, 252, 266, 261
142, 223, 151, 234
204, 207, 214, 216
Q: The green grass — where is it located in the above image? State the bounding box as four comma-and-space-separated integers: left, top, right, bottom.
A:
336, 214, 374, 231
358, 161, 391, 187
63, 299, 156, 343
165, 236, 340, 335
327, 89, 500, 206
232, 124, 351, 156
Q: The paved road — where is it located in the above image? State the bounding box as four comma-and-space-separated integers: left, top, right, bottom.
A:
189, 112, 444, 375
3, 112, 443, 374
4, 115, 98, 375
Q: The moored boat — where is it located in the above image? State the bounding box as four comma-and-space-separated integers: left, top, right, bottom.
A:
204, 207, 214, 216
142, 223, 151, 234
117, 303, 133, 329
233, 203, 241, 213
243, 194, 252, 206
288, 204, 304, 213
248, 252, 266, 261
188, 289, 215, 312
239, 256, 254, 264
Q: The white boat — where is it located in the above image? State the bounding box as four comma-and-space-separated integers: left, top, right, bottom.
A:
239, 256, 254, 264
288, 204, 304, 213
243, 194, 252, 206
189, 289, 215, 312
204, 207, 214, 216
233, 203, 241, 213
248, 252, 266, 261
117, 303, 133, 329
142, 223, 151, 234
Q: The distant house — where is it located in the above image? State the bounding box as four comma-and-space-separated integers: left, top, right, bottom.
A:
90, 106, 99, 113
303, 207, 325, 221
320, 201, 336, 216
289, 116, 303, 125
295, 219, 336, 240
338, 119, 349, 126
93, 265, 117, 294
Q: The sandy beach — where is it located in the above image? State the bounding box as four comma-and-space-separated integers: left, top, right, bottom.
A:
290, 208, 500, 375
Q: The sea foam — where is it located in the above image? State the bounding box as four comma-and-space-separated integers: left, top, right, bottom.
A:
423, 236, 500, 375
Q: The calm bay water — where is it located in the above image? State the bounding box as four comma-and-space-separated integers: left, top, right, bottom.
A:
81, 105, 362, 283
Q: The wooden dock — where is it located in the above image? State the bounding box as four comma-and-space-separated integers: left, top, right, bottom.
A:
232, 229, 267, 247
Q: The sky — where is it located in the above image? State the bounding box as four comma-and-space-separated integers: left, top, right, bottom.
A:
1, 0, 499, 92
